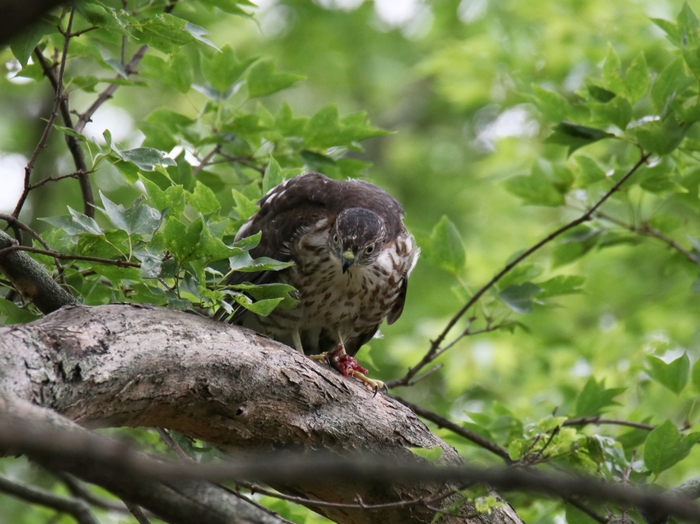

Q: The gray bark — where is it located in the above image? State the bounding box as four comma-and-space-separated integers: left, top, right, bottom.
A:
0, 303, 522, 524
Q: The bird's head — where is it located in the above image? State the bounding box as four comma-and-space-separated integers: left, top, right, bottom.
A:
330, 208, 387, 273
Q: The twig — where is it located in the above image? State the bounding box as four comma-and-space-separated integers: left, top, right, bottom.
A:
73, 1, 176, 134
394, 151, 651, 387
392, 396, 513, 464
218, 152, 266, 174
33, 50, 94, 218
13, 9, 76, 219
229, 478, 458, 512
124, 501, 152, 524
193, 145, 221, 176
51, 471, 130, 514
0, 213, 66, 279
157, 428, 193, 462
0, 474, 98, 524
75, 45, 149, 134
594, 210, 699, 265
564, 496, 608, 524
0, 244, 140, 268
563, 416, 655, 431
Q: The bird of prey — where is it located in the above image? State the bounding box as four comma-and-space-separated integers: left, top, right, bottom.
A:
217, 172, 419, 392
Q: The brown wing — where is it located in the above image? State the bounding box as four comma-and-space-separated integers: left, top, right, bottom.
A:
386, 277, 408, 325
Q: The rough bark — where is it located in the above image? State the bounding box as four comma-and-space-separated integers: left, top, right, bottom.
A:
0, 230, 76, 313
0, 303, 522, 524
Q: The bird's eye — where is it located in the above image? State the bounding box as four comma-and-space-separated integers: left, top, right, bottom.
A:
332, 234, 339, 243
365, 245, 374, 254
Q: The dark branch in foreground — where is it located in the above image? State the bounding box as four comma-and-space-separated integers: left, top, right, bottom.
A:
1, 417, 699, 523
0, 473, 98, 524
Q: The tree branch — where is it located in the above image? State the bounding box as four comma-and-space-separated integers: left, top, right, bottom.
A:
392, 151, 652, 388
0, 473, 98, 524
0, 304, 491, 524
0, 229, 75, 313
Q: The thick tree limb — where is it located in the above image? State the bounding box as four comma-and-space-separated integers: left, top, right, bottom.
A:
0, 304, 516, 524
0, 229, 76, 313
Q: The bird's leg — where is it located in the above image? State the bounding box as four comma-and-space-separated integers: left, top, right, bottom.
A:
292, 330, 304, 354
310, 338, 387, 395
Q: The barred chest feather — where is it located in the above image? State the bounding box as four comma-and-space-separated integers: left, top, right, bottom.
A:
246, 222, 417, 355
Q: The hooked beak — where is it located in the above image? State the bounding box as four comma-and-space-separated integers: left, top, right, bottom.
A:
341, 250, 355, 273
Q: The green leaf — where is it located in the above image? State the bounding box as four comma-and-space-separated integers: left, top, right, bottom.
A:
575, 155, 607, 186
118, 147, 177, 171
644, 420, 699, 474
633, 113, 692, 156
141, 54, 192, 93
141, 177, 186, 218
651, 18, 681, 47
200, 0, 255, 16
202, 45, 257, 92
409, 446, 444, 463
624, 52, 650, 102
551, 225, 602, 267
422, 216, 466, 276
591, 96, 632, 130
230, 294, 284, 316
231, 189, 258, 222
498, 283, 542, 314
226, 283, 298, 309
136, 14, 195, 54
10, 20, 54, 67
692, 358, 700, 391
99, 192, 164, 236
646, 353, 690, 394
531, 84, 571, 121
40, 208, 103, 236
188, 181, 221, 215
184, 22, 219, 51
163, 218, 204, 263
537, 275, 586, 298
575, 377, 625, 417
246, 58, 304, 98
545, 122, 614, 156
227, 252, 293, 273
503, 160, 569, 207
601, 43, 624, 93
0, 297, 41, 324
586, 84, 616, 103
262, 157, 285, 195
651, 58, 694, 112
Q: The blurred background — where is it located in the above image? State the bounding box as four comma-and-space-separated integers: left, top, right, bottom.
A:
2, 1, 700, 522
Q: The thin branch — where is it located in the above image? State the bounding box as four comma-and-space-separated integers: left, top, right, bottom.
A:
33, 50, 94, 218
0, 213, 67, 282
393, 396, 513, 464
124, 502, 152, 524
229, 479, 457, 512
51, 471, 130, 514
73, 1, 176, 134
0, 474, 98, 524
218, 152, 267, 174
594, 210, 699, 265
0, 244, 140, 269
75, 45, 149, 134
563, 416, 655, 431
393, 151, 652, 388
13, 9, 76, 219
157, 428, 194, 462
193, 145, 222, 176
564, 497, 608, 524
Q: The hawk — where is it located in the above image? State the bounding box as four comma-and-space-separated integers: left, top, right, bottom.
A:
218, 172, 419, 392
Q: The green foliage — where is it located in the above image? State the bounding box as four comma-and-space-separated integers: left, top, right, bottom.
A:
3, 0, 700, 522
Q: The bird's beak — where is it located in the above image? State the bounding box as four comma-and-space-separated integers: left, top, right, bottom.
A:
341, 250, 355, 273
